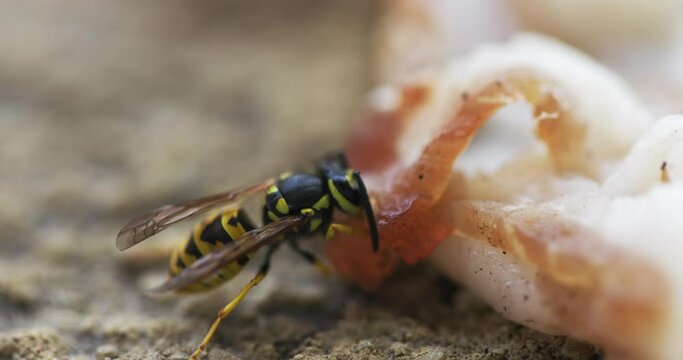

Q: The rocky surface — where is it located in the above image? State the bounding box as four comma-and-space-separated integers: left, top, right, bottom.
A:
0, 1, 599, 359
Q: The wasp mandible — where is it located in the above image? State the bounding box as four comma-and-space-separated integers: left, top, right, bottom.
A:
116, 152, 379, 360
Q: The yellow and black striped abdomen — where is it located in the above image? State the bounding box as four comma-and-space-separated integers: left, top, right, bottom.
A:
169, 209, 256, 292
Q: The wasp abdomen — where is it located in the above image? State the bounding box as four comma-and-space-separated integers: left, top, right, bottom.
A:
169, 209, 255, 292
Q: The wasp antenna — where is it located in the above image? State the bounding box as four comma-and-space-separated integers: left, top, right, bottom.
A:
353, 171, 379, 252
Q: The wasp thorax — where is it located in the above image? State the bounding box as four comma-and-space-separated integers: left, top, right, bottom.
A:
263, 173, 333, 235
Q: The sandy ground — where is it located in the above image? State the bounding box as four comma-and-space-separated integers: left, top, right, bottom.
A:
0, 1, 599, 359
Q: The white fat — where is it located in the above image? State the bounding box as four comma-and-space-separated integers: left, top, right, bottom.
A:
395, 33, 653, 176
521, 182, 683, 359
603, 115, 683, 196
368, 85, 401, 113
430, 235, 557, 333
582, 116, 683, 359
597, 186, 683, 359
580, 117, 683, 356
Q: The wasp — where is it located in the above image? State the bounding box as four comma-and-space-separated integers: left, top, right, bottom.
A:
116, 152, 378, 360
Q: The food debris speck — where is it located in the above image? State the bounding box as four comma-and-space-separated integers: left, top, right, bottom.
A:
661, 161, 670, 182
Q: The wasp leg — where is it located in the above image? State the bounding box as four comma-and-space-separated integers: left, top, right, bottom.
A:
190, 246, 277, 360
288, 240, 332, 276
325, 223, 353, 240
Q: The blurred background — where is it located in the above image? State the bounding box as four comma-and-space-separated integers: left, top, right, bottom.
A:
6, 0, 681, 358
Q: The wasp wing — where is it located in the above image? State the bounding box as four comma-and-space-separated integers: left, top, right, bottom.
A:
116, 179, 275, 251
149, 215, 306, 294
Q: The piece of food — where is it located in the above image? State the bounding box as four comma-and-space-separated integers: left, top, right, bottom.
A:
328, 33, 683, 359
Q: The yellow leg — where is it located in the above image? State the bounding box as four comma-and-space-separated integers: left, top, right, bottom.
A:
312, 259, 332, 276
190, 271, 267, 360
325, 223, 353, 240
288, 241, 332, 277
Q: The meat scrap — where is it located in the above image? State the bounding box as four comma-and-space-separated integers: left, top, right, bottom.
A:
329, 34, 683, 359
